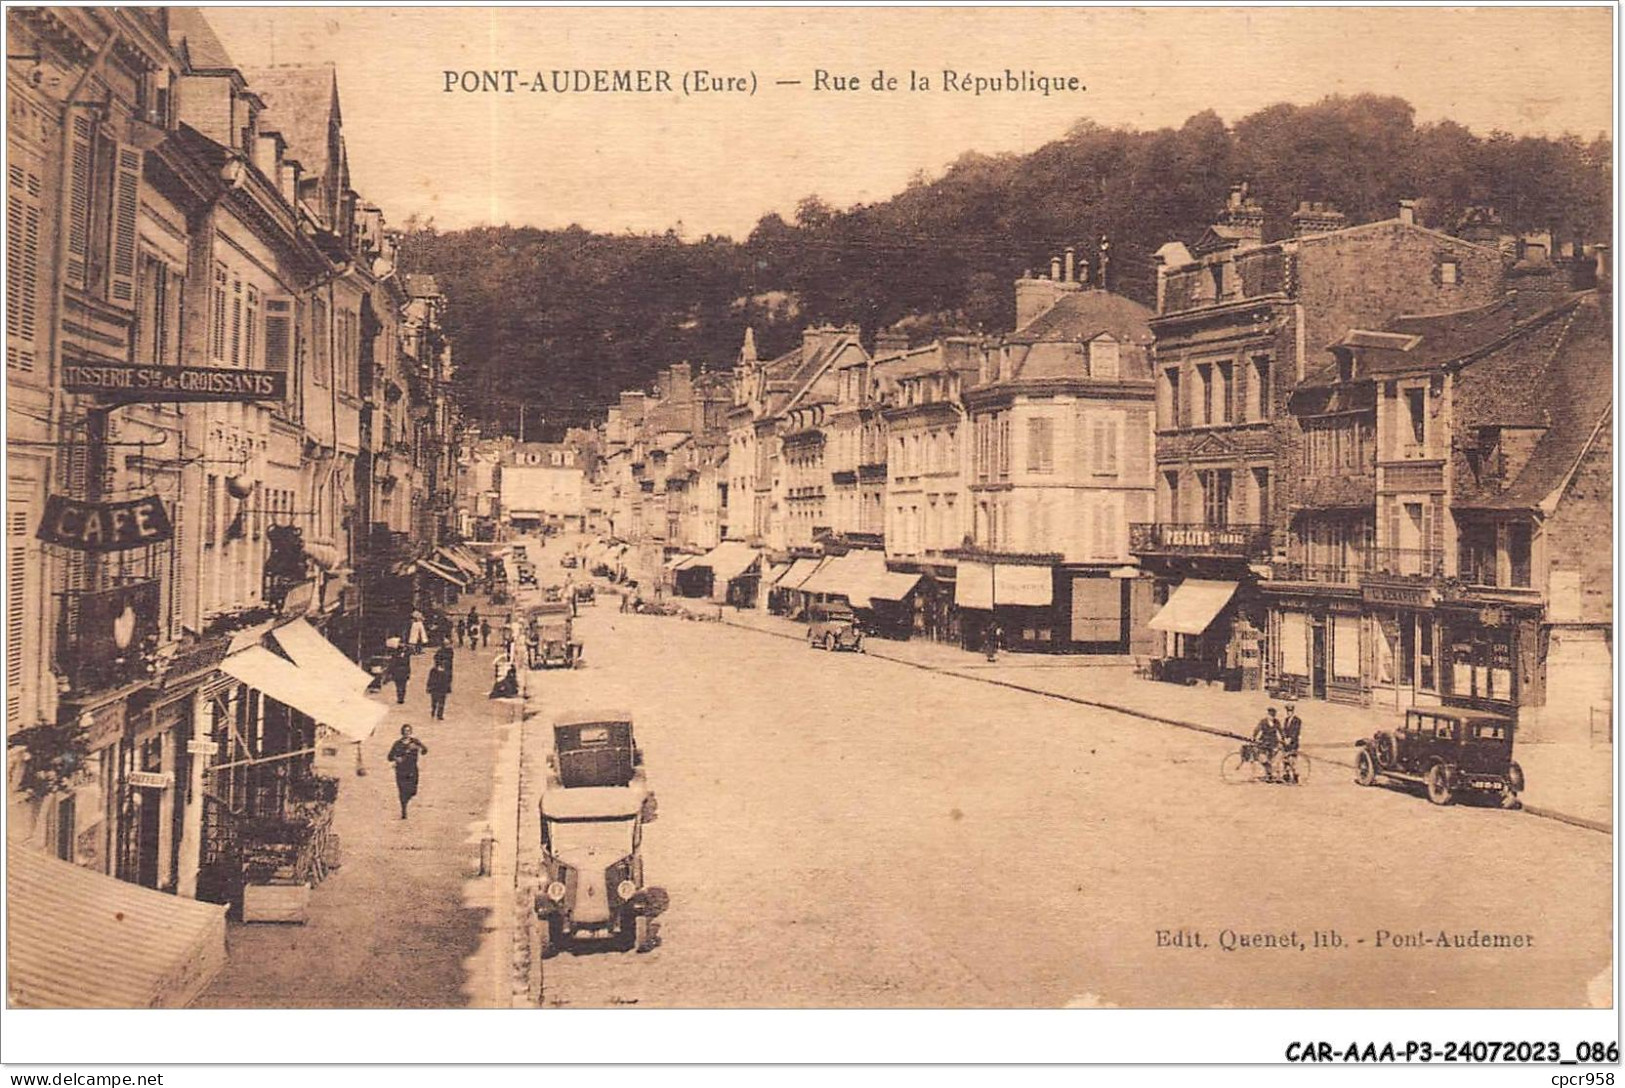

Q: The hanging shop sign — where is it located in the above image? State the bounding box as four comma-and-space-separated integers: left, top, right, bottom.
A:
37, 494, 172, 552
62, 362, 287, 403
126, 771, 174, 790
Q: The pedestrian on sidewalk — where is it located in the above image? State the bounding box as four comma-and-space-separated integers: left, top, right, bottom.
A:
407, 610, 429, 654
489, 650, 519, 699
426, 659, 452, 720
388, 647, 413, 705
433, 638, 455, 678
467, 604, 480, 638
455, 616, 467, 648
387, 724, 429, 820
479, 617, 492, 648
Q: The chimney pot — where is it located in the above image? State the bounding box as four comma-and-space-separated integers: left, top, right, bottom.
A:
1594, 243, 1610, 280
1398, 199, 1417, 226
1064, 247, 1076, 283
1050, 256, 1062, 281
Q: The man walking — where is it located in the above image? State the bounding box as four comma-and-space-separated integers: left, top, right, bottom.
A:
388, 647, 412, 705
1279, 702, 1304, 783
480, 616, 492, 648
426, 658, 452, 720
433, 638, 455, 678
387, 724, 429, 820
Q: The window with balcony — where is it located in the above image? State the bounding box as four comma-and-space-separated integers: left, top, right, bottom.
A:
1403, 387, 1427, 455
1162, 471, 1181, 522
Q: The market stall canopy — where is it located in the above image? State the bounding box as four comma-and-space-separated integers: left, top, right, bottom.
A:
7, 847, 227, 1008
417, 558, 468, 587
777, 556, 825, 590
1146, 579, 1238, 635
220, 645, 387, 742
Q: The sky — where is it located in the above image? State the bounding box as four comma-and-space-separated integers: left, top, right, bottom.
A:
204, 5, 1615, 239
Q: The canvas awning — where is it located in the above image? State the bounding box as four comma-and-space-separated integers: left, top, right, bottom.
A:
417, 559, 468, 587
268, 618, 374, 689
664, 553, 697, 571
220, 644, 388, 742
798, 554, 853, 596
802, 550, 891, 606
438, 546, 482, 578
1146, 579, 1238, 635
7, 847, 227, 1008
864, 570, 923, 604
689, 540, 760, 585
777, 557, 825, 590
763, 562, 792, 587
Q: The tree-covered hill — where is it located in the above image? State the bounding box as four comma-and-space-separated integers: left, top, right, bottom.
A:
396, 94, 1610, 438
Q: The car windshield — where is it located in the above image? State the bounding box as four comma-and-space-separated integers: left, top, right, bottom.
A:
548, 815, 635, 861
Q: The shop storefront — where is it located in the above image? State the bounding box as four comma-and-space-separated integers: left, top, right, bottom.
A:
1149, 575, 1267, 688
1437, 601, 1541, 714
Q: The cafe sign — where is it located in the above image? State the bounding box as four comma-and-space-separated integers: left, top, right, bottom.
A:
37, 494, 172, 553
63, 362, 287, 403
1363, 581, 1436, 608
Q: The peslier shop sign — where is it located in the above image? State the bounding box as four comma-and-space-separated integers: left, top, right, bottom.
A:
38, 494, 173, 553
62, 362, 287, 403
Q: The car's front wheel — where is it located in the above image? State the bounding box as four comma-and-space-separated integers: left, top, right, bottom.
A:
1425, 763, 1455, 806
824, 634, 835, 651
1355, 747, 1378, 786
1506, 760, 1525, 795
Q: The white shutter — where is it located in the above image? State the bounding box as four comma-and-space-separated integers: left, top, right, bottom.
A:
108, 145, 141, 307
65, 115, 92, 288
6, 161, 42, 374
7, 489, 32, 726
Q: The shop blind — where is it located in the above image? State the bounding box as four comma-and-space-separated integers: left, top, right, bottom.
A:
1333, 612, 1361, 680
1070, 577, 1121, 643
1280, 612, 1309, 676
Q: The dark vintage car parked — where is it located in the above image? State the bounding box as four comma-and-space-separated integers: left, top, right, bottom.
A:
806, 603, 864, 652
1355, 706, 1524, 806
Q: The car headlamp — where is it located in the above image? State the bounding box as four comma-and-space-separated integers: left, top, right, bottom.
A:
546, 881, 567, 902
616, 879, 637, 901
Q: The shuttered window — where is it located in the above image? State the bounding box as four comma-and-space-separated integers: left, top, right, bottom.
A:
108, 146, 141, 306
7, 487, 32, 726
263, 297, 293, 372
65, 115, 92, 287
205, 475, 219, 547
6, 159, 43, 374
1092, 415, 1120, 478
210, 265, 228, 362
230, 275, 243, 366
245, 286, 260, 369
168, 497, 185, 636
1026, 418, 1054, 474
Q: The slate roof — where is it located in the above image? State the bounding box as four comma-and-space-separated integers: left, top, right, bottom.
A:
169, 7, 237, 72
241, 65, 340, 179
1466, 293, 1612, 511
1006, 288, 1154, 346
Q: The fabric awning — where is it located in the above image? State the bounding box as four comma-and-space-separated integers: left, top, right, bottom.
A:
664, 553, 697, 571
804, 549, 890, 606
438, 547, 482, 578
763, 562, 792, 587
268, 618, 374, 689
797, 554, 852, 596
777, 557, 825, 589
1146, 579, 1239, 635
690, 541, 760, 585
864, 570, 923, 603
417, 559, 468, 587
220, 645, 388, 742
7, 847, 227, 1008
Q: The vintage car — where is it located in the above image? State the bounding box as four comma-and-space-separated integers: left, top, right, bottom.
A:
515, 561, 539, 588
533, 782, 653, 955
1355, 706, 1524, 806
560, 554, 579, 569
528, 603, 581, 668
573, 583, 596, 606
548, 711, 649, 791
807, 602, 864, 652
543, 584, 566, 603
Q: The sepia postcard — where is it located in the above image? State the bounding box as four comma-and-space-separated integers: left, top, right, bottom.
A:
1, 1, 1617, 1068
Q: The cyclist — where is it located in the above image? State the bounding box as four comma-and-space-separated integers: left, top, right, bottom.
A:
1250, 705, 1282, 782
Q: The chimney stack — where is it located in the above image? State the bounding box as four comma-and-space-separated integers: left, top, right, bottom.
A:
1290, 200, 1348, 237
1398, 199, 1417, 226
1219, 182, 1266, 243
1064, 247, 1076, 283
1050, 256, 1063, 281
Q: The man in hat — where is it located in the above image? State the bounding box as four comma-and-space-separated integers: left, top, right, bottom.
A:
1279, 703, 1304, 783
1251, 705, 1282, 782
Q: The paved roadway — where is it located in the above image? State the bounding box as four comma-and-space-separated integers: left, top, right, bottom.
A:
520, 536, 1611, 1009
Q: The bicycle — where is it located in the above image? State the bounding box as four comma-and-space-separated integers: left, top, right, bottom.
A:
1220, 743, 1312, 785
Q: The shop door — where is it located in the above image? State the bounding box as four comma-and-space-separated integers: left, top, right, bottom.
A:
1311, 623, 1328, 699
136, 788, 162, 888
1398, 612, 1416, 687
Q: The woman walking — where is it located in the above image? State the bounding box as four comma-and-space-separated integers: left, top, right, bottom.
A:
387, 724, 429, 820
388, 646, 413, 705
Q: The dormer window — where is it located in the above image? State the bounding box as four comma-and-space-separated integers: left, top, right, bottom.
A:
1089, 336, 1120, 379
1438, 259, 1460, 285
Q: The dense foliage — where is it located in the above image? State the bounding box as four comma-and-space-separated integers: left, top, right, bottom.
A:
397, 95, 1609, 437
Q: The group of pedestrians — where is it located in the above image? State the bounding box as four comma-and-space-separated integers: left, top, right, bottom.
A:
452, 605, 493, 649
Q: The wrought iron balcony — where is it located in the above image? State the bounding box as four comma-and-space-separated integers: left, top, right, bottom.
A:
1368, 547, 1445, 579
1129, 522, 1273, 559
1272, 547, 1445, 586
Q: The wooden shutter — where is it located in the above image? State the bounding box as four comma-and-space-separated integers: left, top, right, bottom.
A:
108, 145, 141, 306
8, 489, 32, 725
6, 161, 42, 374
65, 115, 92, 288
168, 497, 185, 637
211, 265, 227, 362
263, 296, 293, 372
